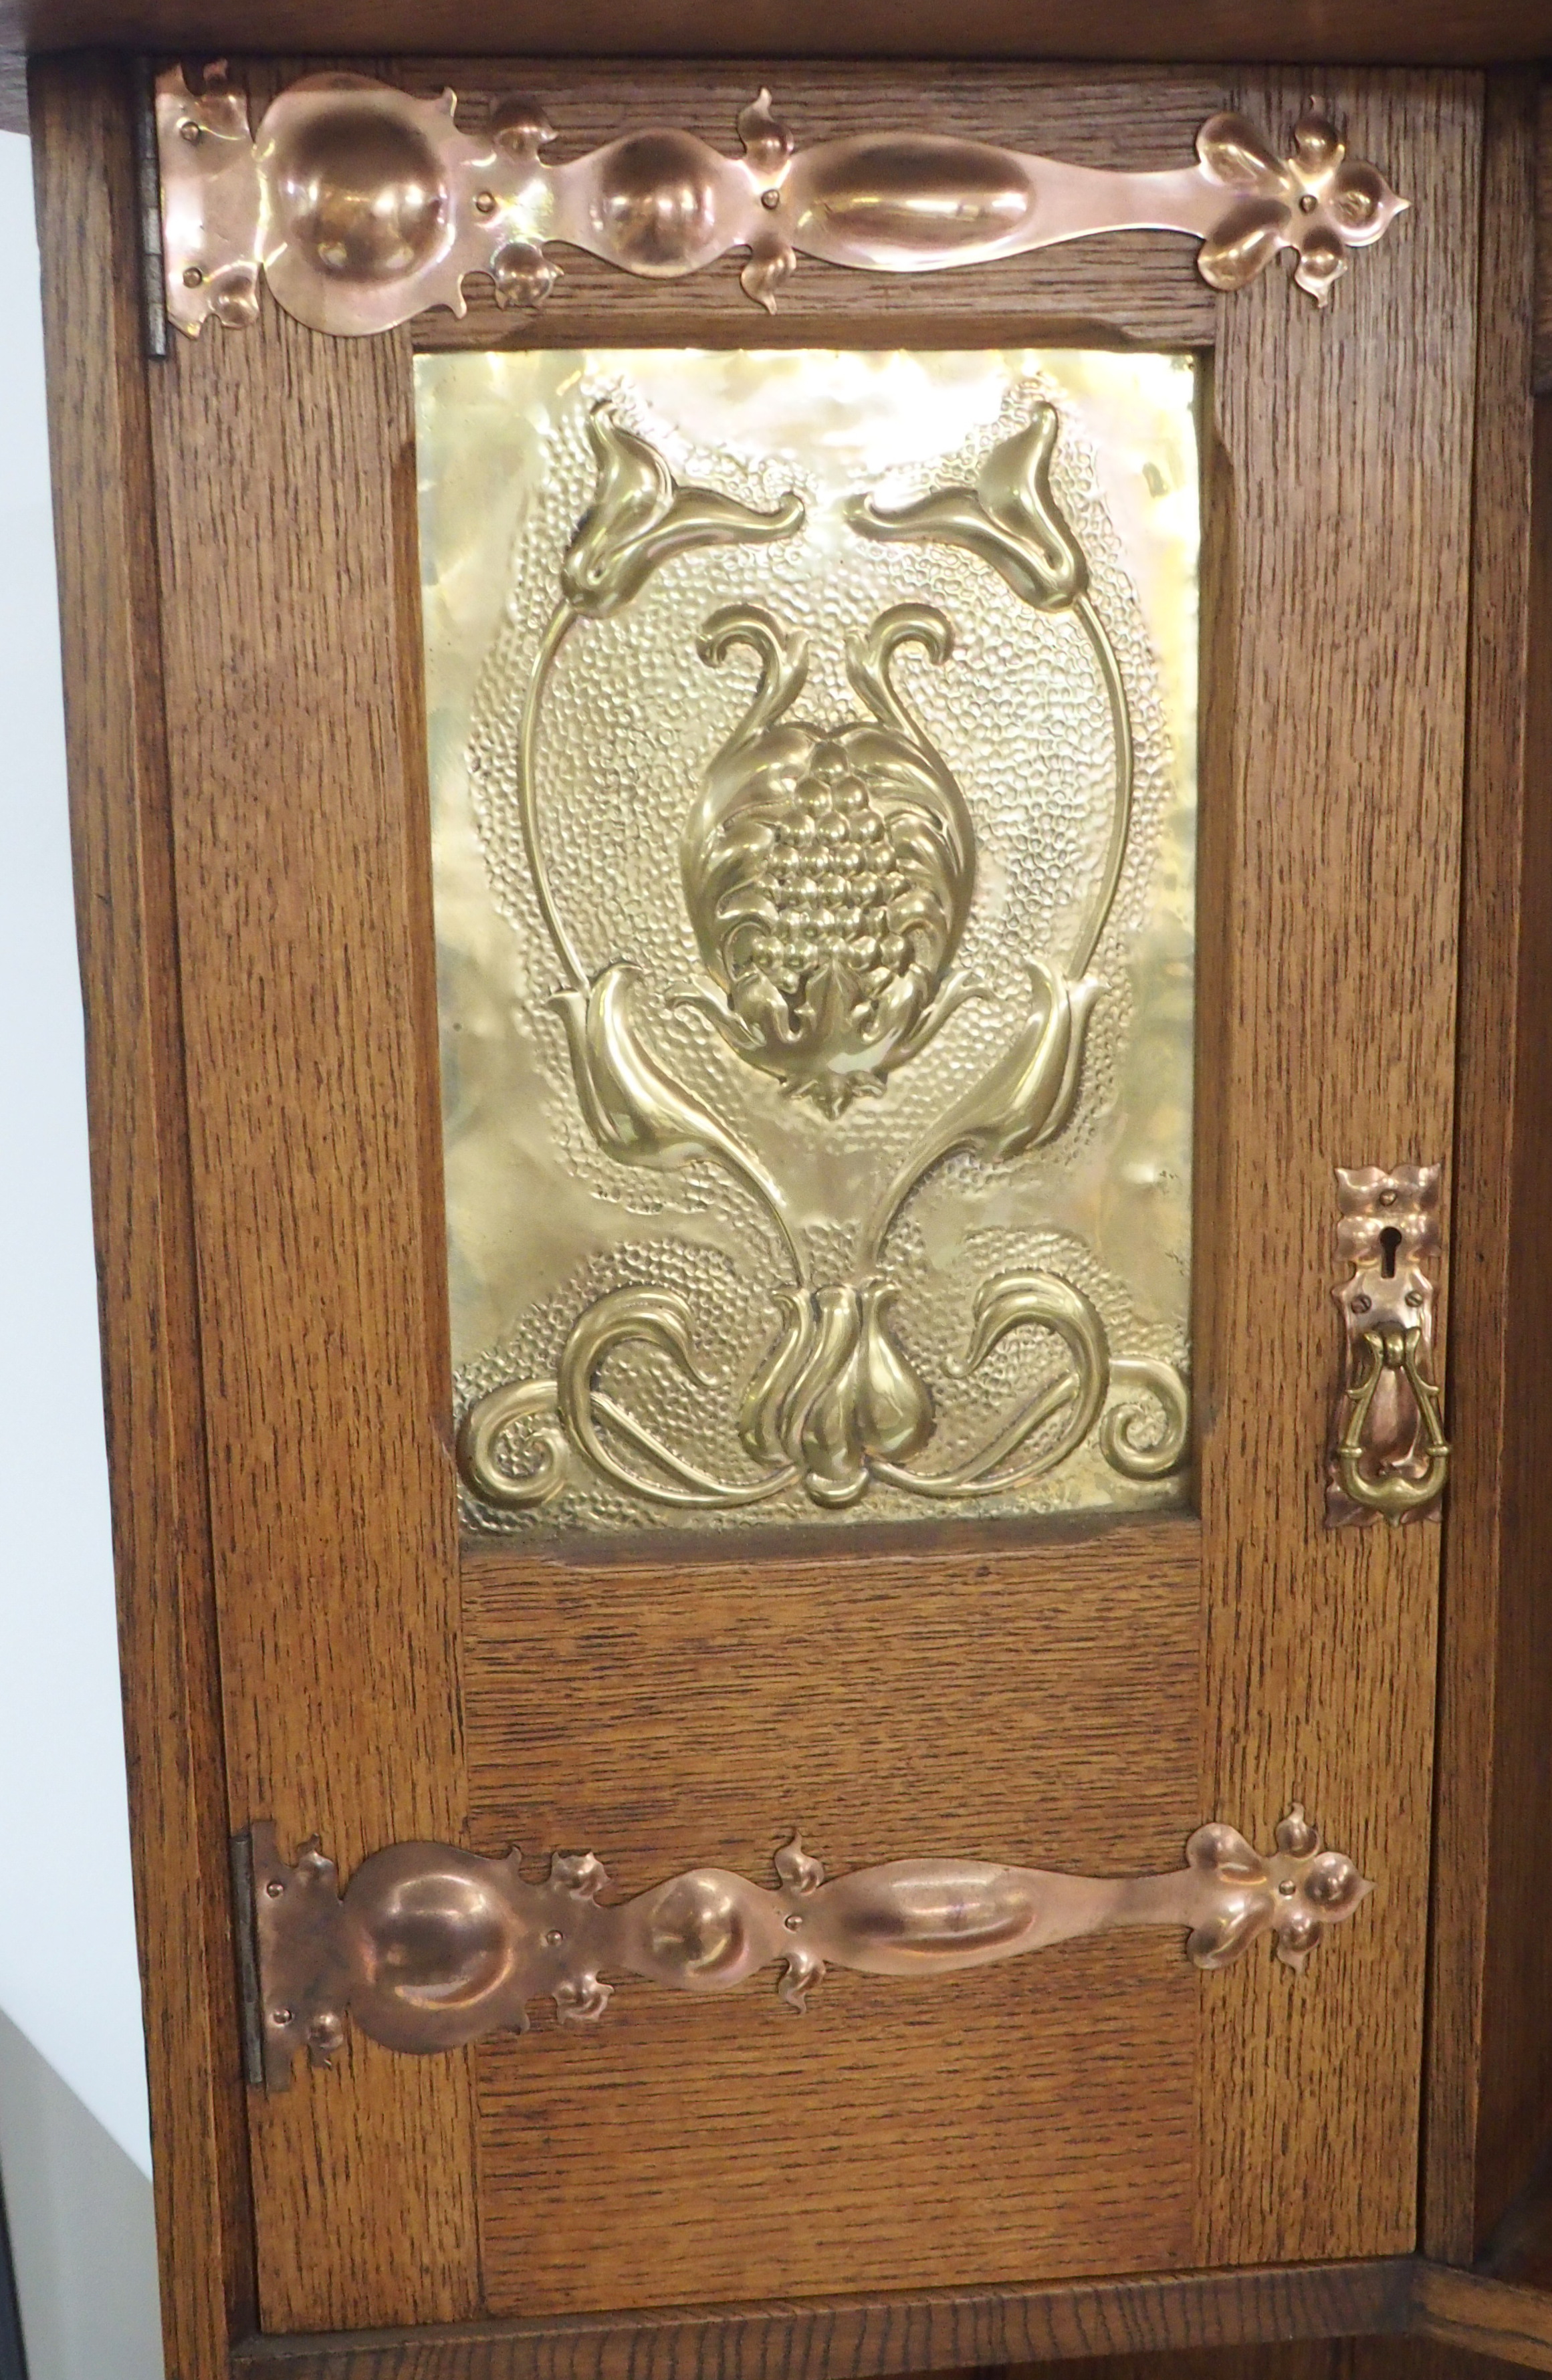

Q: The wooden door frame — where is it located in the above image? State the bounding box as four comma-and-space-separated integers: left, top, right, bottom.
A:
1422, 70, 1552, 2270
28, 45, 1552, 2380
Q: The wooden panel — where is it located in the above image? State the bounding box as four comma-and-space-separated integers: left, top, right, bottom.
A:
1424, 77, 1549, 2265
28, 52, 252, 2380
1194, 70, 1481, 2266
0, 43, 23, 128
401, 64, 1222, 354
1024, 2333, 1517, 2380
229, 2258, 1415, 2380
145, 265, 479, 2323
1472, 398, 1552, 2246
465, 1522, 1200, 2312
1416, 2269, 1552, 2375
1478, 2143, 1552, 2288
11, 3, 1552, 62
1535, 83, 1551, 398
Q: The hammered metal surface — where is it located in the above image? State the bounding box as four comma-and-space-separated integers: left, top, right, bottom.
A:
420, 348, 1198, 1536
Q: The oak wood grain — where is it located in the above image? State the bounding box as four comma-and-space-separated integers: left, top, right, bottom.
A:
1424, 75, 1548, 2266
28, 51, 253, 2380
1194, 69, 1482, 2266
10, 2, 1552, 60
0, 42, 23, 128
1470, 398, 1552, 2253
1415, 2266, 1552, 2375
144, 245, 479, 2329
1478, 2139, 1552, 2289
229, 2257, 1415, 2380
1534, 82, 1551, 398
1026, 2332, 1515, 2380
464, 1522, 1200, 2313
399, 64, 1222, 355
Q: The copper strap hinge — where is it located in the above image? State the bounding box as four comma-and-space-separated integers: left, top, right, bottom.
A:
156, 66, 1410, 342
235, 1808, 1371, 2092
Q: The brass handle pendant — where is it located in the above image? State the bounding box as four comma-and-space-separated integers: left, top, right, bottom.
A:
1327, 1166, 1450, 1527
1334, 1324, 1450, 1522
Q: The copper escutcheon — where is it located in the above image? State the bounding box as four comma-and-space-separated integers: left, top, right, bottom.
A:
1327, 1164, 1450, 1526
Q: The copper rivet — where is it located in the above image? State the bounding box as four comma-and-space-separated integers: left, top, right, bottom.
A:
271, 2007, 292, 2024
761, 187, 780, 209
1377, 1187, 1398, 1207
1299, 191, 1317, 212
784, 1913, 803, 1929
544, 1928, 564, 1946
265, 1880, 284, 1897
179, 118, 203, 144
183, 265, 205, 287
1278, 1878, 1297, 1896
474, 189, 496, 215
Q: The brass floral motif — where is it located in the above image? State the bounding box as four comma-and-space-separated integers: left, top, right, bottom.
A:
849, 407, 1131, 981
453, 394, 1190, 1520
244, 1804, 1371, 2089
683, 603, 980, 1114
1327, 1165, 1450, 1526
158, 67, 1409, 338
738, 1282, 933, 1505
560, 407, 804, 616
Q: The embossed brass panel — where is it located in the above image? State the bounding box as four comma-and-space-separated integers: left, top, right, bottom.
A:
422, 348, 1197, 1534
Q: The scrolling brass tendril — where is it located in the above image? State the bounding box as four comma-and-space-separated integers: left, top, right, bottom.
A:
1071, 596, 1135, 977
518, 607, 587, 991
517, 406, 807, 999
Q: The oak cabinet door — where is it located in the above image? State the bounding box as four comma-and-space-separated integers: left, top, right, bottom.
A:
36, 51, 1494, 2375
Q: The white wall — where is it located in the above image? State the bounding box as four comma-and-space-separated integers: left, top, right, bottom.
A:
0, 124, 164, 2380
0, 2017, 162, 2380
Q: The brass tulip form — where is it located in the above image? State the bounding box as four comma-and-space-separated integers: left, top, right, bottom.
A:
240, 1805, 1371, 2089
1327, 1165, 1450, 1526
156, 66, 1409, 338
453, 398, 1190, 1520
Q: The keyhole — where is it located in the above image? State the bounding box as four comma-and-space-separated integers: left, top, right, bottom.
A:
1379, 1225, 1402, 1278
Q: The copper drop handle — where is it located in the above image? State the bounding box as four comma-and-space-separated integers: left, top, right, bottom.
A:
1333, 1322, 1450, 1524
1327, 1166, 1450, 1528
